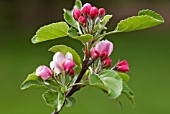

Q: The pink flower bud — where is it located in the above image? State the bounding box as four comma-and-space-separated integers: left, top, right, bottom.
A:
78, 16, 87, 27
81, 3, 92, 15
62, 59, 75, 72
102, 58, 112, 68
99, 8, 105, 17
94, 40, 113, 59
78, 16, 87, 24
90, 48, 99, 59
116, 60, 129, 72
100, 51, 108, 60
73, 8, 81, 20
69, 69, 75, 76
36, 65, 52, 80
90, 7, 99, 19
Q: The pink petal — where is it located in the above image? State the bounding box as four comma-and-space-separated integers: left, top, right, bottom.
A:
53, 52, 65, 64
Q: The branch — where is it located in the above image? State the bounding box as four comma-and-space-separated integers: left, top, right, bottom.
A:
66, 59, 94, 97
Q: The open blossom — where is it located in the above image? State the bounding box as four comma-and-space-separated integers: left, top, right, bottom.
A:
36, 65, 52, 80
115, 60, 129, 72
50, 52, 75, 74
94, 40, 113, 60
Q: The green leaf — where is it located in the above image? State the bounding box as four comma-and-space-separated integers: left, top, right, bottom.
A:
94, 15, 112, 31
117, 72, 130, 83
42, 90, 65, 112
138, 9, 164, 21
89, 70, 123, 99
49, 45, 81, 67
20, 73, 45, 90
122, 83, 135, 107
100, 15, 113, 27
32, 22, 69, 44
114, 9, 164, 33
65, 97, 76, 108
63, 0, 82, 29
68, 28, 93, 42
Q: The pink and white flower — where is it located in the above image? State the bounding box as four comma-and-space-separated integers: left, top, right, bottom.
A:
36, 65, 52, 80
94, 40, 113, 60
50, 52, 75, 74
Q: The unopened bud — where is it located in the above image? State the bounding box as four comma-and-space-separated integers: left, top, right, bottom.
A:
36, 65, 52, 80
115, 60, 129, 72
99, 8, 106, 17
100, 51, 108, 60
78, 16, 87, 25
62, 59, 75, 72
90, 7, 98, 20
81, 3, 92, 15
90, 48, 99, 59
73, 8, 81, 20
69, 69, 75, 76
102, 58, 112, 68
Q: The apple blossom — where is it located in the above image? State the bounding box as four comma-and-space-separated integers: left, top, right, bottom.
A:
102, 58, 112, 68
73, 8, 81, 20
36, 65, 52, 80
81, 3, 92, 15
94, 40, 113, 59
115, 60, 129, 72
99, 8, 105, 17
90, 48, 99, 59
90, 7, 98, 19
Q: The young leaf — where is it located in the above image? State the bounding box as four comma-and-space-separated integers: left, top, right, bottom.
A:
63, 0, 82, 29
20, 73, 45, 90
42, 90, 65, 112
100, 15, 113, 28
122, 83, 135, 107
68, 28, 93, 42
89, 70, 123, 99
114, 9, 164, 32
32, 22, 69, 44
117, 72, 130, 83
49, 45, 81, 67
65, 97, 76, 108
94, 15, 112, 31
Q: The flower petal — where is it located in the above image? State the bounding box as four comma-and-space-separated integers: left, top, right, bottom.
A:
65, 52, 73, 60
53, 52, 65, 64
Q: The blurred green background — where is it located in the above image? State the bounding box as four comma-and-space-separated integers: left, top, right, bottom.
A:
0, 0, 170, 114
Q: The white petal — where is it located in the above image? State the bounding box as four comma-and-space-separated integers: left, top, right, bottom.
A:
65, 52, 73, 60
53, 52, 65, 64
54, 67, 61, 74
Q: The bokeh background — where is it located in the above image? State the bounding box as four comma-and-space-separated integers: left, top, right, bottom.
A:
0, 0, 170, 114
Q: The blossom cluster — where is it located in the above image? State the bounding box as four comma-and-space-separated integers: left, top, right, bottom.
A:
36, 52, 76, 80
73, 3, 105, 29
36, 41, 129, 81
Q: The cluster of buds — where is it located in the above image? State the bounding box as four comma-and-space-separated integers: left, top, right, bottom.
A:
35, 52, 76, 80
90, 40, 130, 72
73, 3, 106, 28
90, 40, 113, 68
